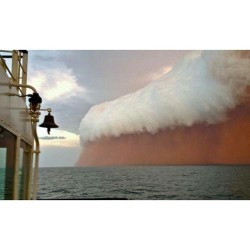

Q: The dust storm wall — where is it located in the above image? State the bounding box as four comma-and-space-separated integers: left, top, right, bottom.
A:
77, 51, 250, 166
76, 101, 250, 166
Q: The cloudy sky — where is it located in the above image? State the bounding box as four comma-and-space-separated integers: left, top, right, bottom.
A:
28, 50, 190, 167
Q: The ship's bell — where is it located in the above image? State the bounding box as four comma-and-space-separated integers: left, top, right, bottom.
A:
39, 112, 59, 134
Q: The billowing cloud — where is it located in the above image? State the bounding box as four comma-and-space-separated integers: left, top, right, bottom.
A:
79, 51, 250, 145
29, 67, 87, 101
28, 50, 189, 135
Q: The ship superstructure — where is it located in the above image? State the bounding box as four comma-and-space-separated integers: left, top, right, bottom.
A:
0, 50, 43, 200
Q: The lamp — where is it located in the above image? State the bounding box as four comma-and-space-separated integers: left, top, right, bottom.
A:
27, 92, 42, 112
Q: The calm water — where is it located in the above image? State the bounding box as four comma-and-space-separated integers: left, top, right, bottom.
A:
37, 166, 250, 200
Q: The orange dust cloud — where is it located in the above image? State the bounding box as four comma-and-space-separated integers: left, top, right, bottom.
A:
76, 99, 250, 166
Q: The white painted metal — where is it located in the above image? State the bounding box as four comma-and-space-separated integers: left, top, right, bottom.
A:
13, 134, 21, 200
31, 113, 40, 200
0, 50, 53, 200
21, 52, 28, 97
0, 52, 36, 200
0, 66, 33, 142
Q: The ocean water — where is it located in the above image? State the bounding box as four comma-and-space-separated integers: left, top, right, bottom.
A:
37, 166, 250, 200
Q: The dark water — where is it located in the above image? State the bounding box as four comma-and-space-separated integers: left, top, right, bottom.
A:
37, 166, 250, 200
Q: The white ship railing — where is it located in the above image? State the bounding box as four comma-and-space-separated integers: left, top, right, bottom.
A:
0, 50, 28, 98
0, 50, 40, 200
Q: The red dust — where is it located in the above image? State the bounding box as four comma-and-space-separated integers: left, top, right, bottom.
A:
76, 100, 250, 166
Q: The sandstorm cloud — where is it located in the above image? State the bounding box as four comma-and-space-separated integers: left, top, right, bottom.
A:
79, 51, 250, 145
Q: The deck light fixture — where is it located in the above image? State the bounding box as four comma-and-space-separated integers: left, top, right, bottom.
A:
27, 92, 42, 112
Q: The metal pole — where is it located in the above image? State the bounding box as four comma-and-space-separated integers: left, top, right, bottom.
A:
11, 50, 18, 83
25, 145, 33, 200
0, 82, 38, 93
13, 134, 21, 200
31, 112, 40, 200
21, 51, 28, 98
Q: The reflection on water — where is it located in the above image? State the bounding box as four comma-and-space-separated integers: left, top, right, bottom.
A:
0, 168, 5, 199
0, 168, 14, 200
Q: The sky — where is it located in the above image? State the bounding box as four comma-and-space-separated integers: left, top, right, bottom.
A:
28, 50, 190, 167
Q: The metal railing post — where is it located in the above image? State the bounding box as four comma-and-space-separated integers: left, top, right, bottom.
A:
11, 50, 18, 84
21, 51, 28, 98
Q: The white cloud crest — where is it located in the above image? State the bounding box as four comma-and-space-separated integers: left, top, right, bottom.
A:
77, 51, 250, 145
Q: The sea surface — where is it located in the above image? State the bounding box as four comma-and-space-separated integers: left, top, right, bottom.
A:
37, 166, 250, 200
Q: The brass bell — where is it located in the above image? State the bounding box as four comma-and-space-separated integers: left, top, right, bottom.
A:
39, 112, 59, 134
